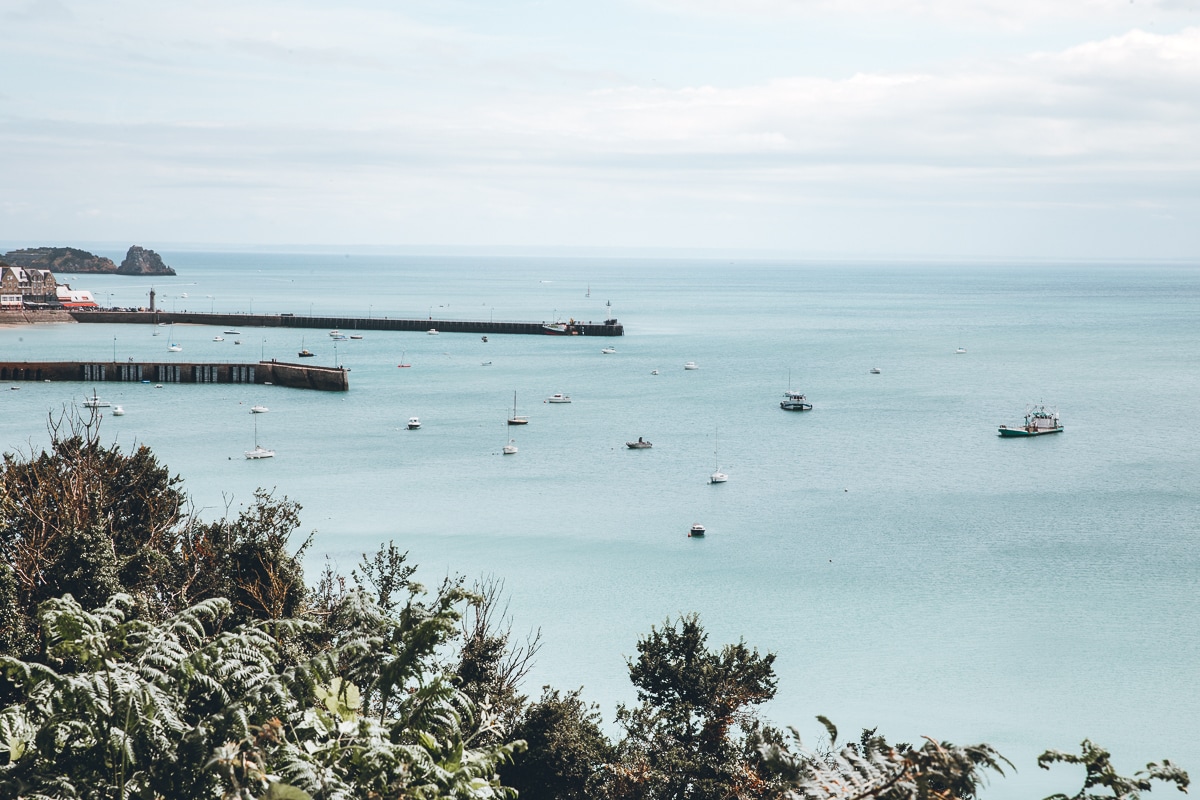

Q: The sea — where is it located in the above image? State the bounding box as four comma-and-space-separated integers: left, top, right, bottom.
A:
3, 252, 1199, 799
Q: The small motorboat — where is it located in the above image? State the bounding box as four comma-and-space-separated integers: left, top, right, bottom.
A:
709, 470, 728, 484
870, 367, 881, 374
545, 393, 571, 403
224, 329, 241, 335
601, 347, 616, 354
683, 361, 698, 370
503, 439, 518, 455
651, 369, 659, 375
298, 349, 315, 358
250, 405, 269, 414
350, 335, 363, 340
112, 405, 125, 416
154, 384, 164, 389
407, 417, 421, 430
626, 438, 652, 449
167, 343, 182, 352
780, 390, 813, 411
330, 333, 348, 340
234, 340, 242, 345
82, 389, 110, 408
213, 335, 225, 342
956, 347, 967, 354
481, 361, 493, 366
328, 330, 341, 337
427, 329, 439, 335
481, 336, 488, 342
689, 524, 706, 538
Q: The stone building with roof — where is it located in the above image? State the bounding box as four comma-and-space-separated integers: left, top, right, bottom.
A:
0, 264, 59, 309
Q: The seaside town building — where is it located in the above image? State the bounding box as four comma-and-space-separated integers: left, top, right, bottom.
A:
0, 264, 95, 309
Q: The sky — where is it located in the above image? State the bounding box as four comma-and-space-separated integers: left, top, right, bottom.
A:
2, 0, 1199, 259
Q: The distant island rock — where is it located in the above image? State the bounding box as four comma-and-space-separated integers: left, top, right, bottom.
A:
1, 245, 175, 276
3, 246, 116, 273
118, 245, 176, 276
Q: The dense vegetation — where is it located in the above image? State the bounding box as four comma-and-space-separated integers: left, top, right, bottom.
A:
0, 413, 1188, 799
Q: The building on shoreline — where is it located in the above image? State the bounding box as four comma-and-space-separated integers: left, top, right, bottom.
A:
0, 263, 96, 310
1, 264, 58, 309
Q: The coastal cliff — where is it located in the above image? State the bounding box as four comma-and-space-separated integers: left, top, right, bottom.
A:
2, 245, 176, 276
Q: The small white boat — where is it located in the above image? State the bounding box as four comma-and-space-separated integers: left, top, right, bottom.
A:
224, 329, 241, 335
780, 390, 813, 411
82, 389, 110, 408
956, 347, 967, 354
330, 333, 348, 341
870, 367, 881, 374
651, 369, 659, 375
250, 405, 269, 414
545, 393, 571, 403
154, 384, 164, 389
689, 524, 706, 537
213, 335, 225, 342
683, 361, 698, 370
112, 405, 125, 416
427, 329, 439, 335
503, 439, 518, 455
626, 438, 652, 449
350, 335, 363, 340
245, 415, 274, 459
601, 347, 616, 354
710, 470, 727, 484
710, 429, 727, 483
407, 416, 421, 429
328, 330, 341, 337
508, 392, 528, 425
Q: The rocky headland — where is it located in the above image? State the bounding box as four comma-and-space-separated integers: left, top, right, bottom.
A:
2, 245, 176, 276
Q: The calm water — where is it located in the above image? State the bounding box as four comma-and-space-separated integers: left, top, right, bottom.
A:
3, 253, 1199, 798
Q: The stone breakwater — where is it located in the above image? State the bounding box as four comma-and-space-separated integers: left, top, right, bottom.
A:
0, 360, 348, 391
70, 311, 624, 336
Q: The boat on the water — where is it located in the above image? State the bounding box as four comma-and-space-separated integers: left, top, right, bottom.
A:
350, 335, 363, 340
683, 361, 698, 370
689, 524, 706, 537
626, 437, 652, 449
508, 392, 528, 425
245, 415, 274, 459
224, 329, 241, 335
543, 321, 571, 335
780, 390, 813, 411
298, 349, 315, 358
999, 405, 1063, 437
407, 417, 421, 430
427, 329, 439, 335
112, 405, 125, 416
167, 343, 182, 352
82, 389, 110, 409
250, 405, 269, 414
709, 429, 727, 483
870, 367, 881, 374
503, 438, 518, 455
213, 336, 225, 342
601, 347, 616, 354
546, 393, 571, 403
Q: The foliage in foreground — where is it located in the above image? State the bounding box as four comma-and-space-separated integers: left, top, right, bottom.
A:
0, 588, 521, 799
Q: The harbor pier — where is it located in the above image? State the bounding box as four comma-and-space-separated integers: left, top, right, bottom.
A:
0, 360, 348, 391
69, 311, 623, 337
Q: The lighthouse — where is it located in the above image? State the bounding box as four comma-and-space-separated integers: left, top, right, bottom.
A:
605, 300, 617, 326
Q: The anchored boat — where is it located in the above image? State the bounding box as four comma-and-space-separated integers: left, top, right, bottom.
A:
999, 405, 1063, 437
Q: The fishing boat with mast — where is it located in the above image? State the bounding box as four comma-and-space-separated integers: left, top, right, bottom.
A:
998, 405, 1063, 437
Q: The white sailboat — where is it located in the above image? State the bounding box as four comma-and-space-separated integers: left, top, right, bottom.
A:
245, 415, 275, 459
508, 391, 528, 425
709, 429, 727, 484
503, 438, 518, 455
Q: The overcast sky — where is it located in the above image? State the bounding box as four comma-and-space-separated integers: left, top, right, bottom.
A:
2, 0, 1199, 258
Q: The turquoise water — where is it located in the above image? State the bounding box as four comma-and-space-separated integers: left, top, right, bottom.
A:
4, 254, 1199, 797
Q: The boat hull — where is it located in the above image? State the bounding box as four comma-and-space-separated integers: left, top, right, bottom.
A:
998, 426, 1063, 437
780, 402, 813, 411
